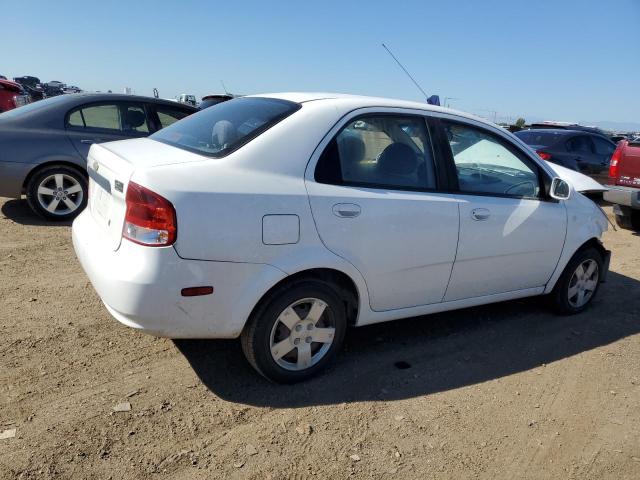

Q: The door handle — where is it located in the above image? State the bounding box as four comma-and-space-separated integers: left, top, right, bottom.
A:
471, 208, 490, 221
80, 139, 104, 144
332, 203, 361, 218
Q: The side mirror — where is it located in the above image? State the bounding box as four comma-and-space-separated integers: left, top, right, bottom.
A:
550, 177, 570, 200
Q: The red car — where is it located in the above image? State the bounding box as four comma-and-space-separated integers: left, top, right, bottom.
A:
0, 79, 31, 113
603, 139, 640, 230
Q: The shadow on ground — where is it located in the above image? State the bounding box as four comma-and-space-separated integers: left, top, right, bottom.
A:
1, 198, 72, 227
176, 271, 640, 407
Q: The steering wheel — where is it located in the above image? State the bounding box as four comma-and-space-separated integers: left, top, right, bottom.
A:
505, 180, 536, 196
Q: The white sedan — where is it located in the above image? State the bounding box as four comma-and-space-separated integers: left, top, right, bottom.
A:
72, 93, 611, 383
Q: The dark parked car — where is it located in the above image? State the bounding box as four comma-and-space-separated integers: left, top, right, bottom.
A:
0, 79, 31, 112
14, 76, 45, 101
515, 129, 617, 185
609, 134, 628, 143
0, 93, 196, 220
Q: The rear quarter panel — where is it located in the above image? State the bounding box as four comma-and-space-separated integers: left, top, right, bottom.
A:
0, 126, 85, 194
126, 102, 373, 323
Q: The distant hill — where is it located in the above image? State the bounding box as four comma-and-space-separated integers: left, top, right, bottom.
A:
579, 120, 640, 132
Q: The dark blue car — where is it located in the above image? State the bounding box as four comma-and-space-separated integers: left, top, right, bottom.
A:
515, 129, 616, 185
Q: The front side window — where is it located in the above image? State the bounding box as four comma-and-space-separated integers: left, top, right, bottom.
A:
121, 105, 149, 133
155, 105, 191, 129
151, 97, 300, 157
443, 122, 541, 198
315, 115, 437, 190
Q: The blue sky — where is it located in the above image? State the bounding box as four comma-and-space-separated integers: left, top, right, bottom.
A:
3, 0, 639, 127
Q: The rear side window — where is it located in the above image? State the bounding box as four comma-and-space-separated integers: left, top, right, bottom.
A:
566, 136, 593, 153
66, 103, 150, 134
69, 104, 120, 130
315, 115, 437, 190
592, 136, 615, 155
151, 97, 300, 157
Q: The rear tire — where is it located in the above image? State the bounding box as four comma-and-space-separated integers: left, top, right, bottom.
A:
549, 247, 603, 315
26, 165, 87, 221
241, 280, 347, 383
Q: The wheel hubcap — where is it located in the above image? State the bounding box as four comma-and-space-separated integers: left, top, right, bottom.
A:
567, 259, 599, 308
269, 297, 336, 371
36, 173, 83, 216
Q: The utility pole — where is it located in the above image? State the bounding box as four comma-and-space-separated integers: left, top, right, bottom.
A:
443, 97, 459, 108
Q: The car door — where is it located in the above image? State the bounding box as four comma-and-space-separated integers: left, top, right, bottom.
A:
65, 102, 151, 160
590, 135, 616, 184
306, 112, 460, 312
438, 120, 567, 301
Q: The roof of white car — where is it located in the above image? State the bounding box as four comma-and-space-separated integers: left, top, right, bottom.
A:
251, 91, 487, 125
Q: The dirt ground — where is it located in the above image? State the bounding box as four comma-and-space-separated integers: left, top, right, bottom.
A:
1, 196, 639, 480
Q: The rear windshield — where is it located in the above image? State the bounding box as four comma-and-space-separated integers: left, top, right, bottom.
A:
515, 130, 567, 146
151, 97, 300, 157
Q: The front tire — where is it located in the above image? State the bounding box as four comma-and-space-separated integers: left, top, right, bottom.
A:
26, 165, 88, 221
614, 207, 640, 231
549, 247, 603, 315
241, 281, 347, 383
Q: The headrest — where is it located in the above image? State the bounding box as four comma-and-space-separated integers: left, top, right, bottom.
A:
377, 143, 418, 175
212, 120, 237, 147
125, 110, 146, 129
337, 133, 366, 165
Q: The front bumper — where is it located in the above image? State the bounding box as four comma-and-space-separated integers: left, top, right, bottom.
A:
603, 185, 640, 209
72, 210, 285, 338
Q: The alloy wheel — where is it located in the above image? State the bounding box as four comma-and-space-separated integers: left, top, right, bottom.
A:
36, 173, 84, 216
567, 259, 599, 308
269, 297, 336, 371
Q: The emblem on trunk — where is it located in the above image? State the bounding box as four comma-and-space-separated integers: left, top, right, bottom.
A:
92, 160, 99, 172
114, 180, 124, 193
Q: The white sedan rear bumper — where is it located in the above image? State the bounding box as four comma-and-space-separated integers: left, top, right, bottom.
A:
72, 210, 286, 338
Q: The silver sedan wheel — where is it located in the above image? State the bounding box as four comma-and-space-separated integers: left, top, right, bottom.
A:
269, 297, 336, 371
567, 259, 599, 308
36, 173, 84, 216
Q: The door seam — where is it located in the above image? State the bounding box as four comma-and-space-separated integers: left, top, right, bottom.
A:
441, 202, 461, 301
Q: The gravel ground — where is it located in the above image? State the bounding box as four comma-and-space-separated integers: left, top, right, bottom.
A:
1, 197, 639, 479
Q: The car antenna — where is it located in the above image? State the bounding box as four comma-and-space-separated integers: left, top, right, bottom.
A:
220, 80, 230, 95
381, 43, 440, 105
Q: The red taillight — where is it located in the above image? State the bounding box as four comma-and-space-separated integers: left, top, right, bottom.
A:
609, 144, 622, 180
536, 150, 552, 161
123, 182, 177, 246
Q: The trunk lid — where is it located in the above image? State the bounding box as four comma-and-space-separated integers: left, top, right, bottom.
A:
616, 141, 640, 187
86, 144, 135, 250
86, 138, 206, 250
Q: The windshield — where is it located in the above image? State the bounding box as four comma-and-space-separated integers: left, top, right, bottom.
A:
0, 94, 69, 120
151, 97, 300, 157
515, 130, 567, 146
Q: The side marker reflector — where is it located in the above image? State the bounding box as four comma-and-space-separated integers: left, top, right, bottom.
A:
181, 286, 214, 297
